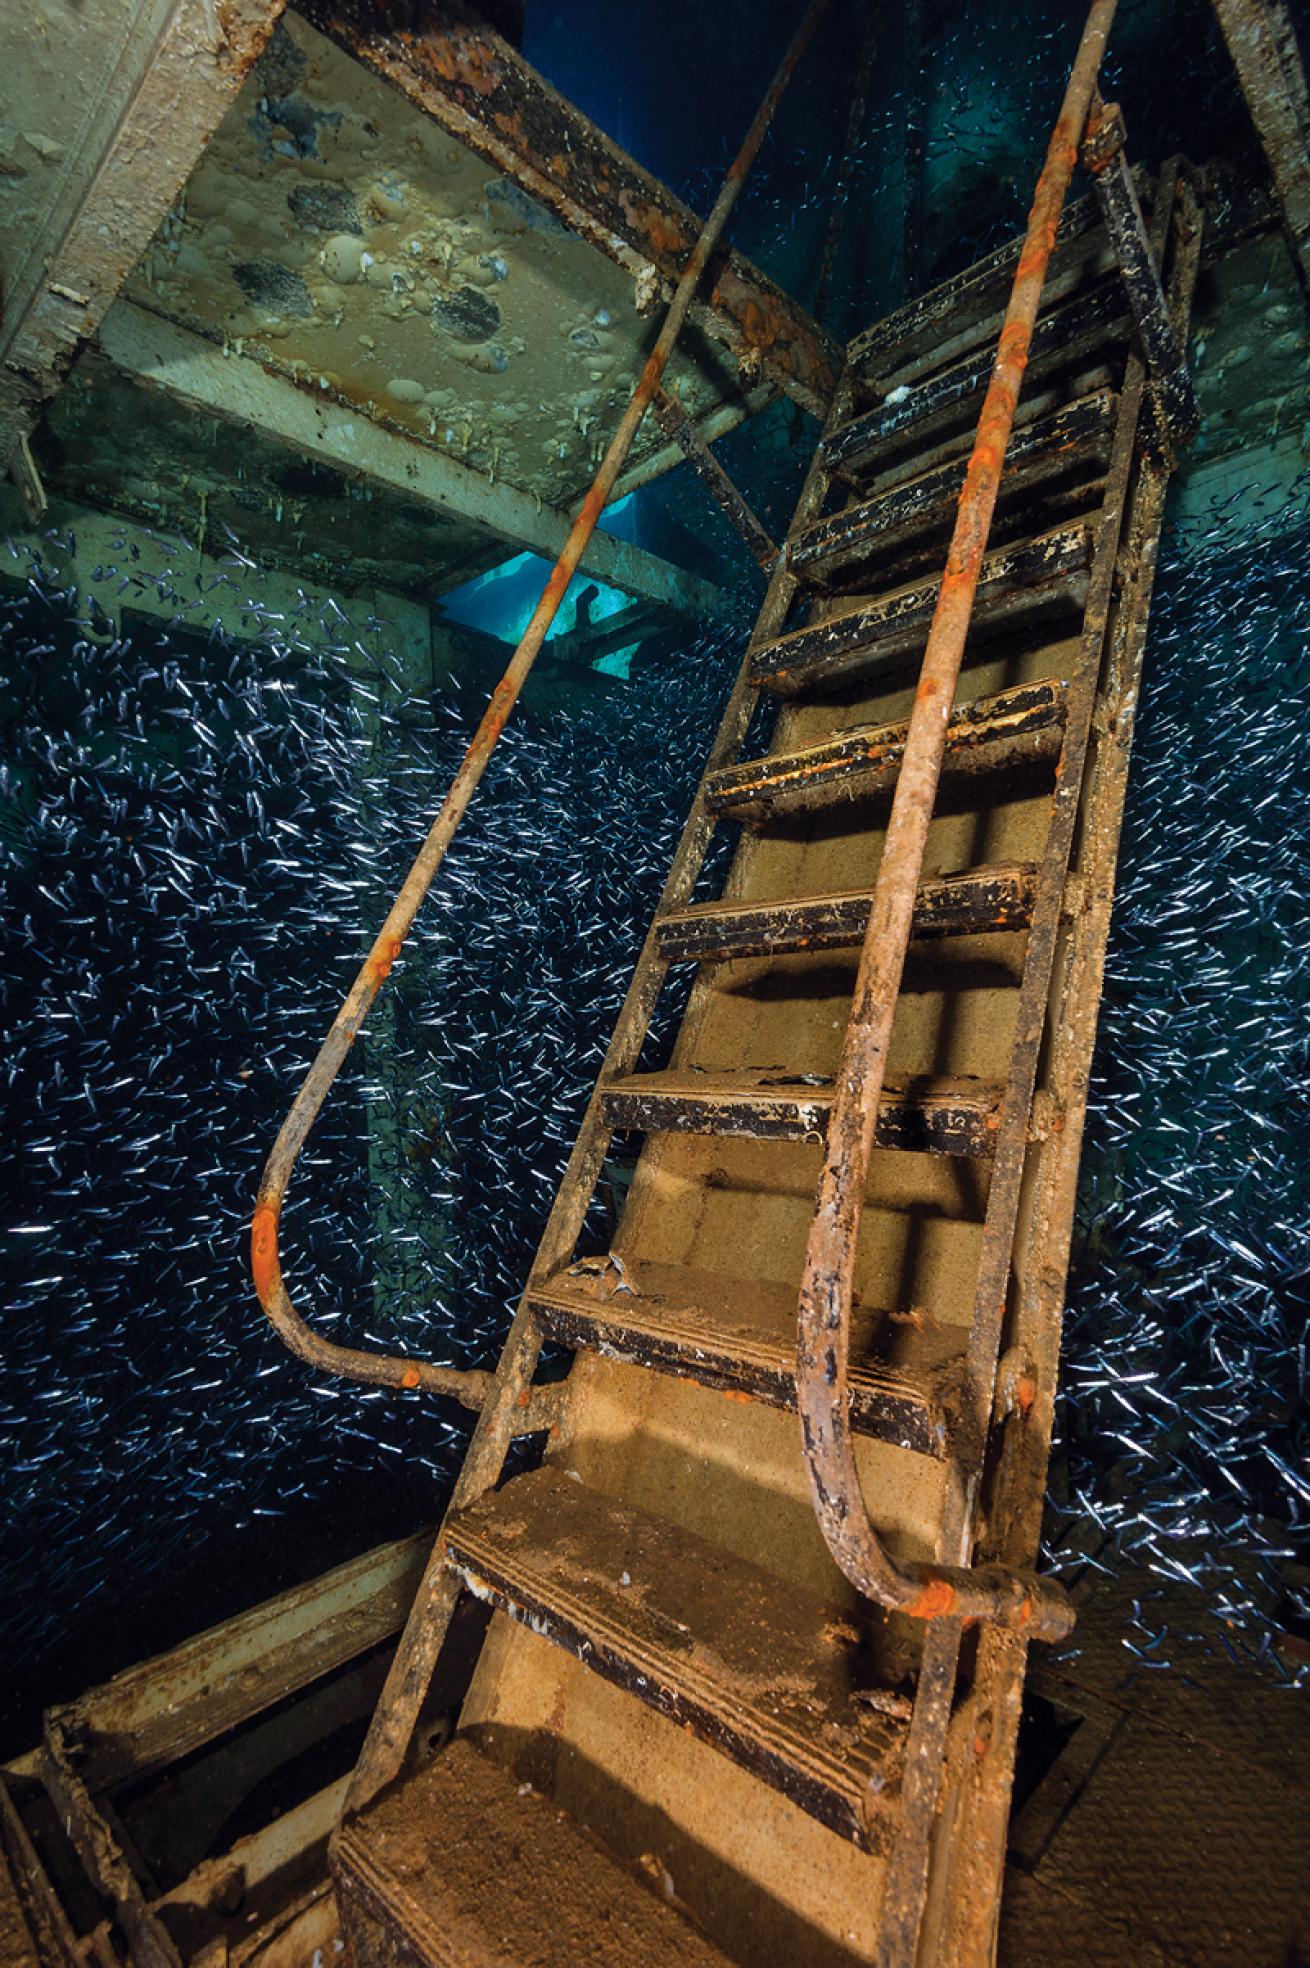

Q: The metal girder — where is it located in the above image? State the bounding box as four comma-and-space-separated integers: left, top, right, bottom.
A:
51, 1530, 431, 1792
652, 387, 778, 571
1082, 102, 1199, 453
42, 1717, 182, 1968
98, 303, 726, 615
1211, 0, 1310, 290
298, 0, 841, 418
0, 0, 288, 520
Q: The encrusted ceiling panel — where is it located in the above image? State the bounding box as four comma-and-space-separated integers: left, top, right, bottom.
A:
118, 11, 749, 508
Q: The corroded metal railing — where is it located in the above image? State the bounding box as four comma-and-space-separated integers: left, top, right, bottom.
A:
794, 0, 1122, 1646
251, 0, 829, 1416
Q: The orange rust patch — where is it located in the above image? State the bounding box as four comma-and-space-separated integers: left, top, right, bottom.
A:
916, 677, 939, 701
907, 1575, 956, 1620
368, 934, 404, 987
251, 1203, 280, 1302
431, 28, 502, 97
722, 1387, 755, 1406
998, 323, 1032, 367
739, 297, 781, 352
400, 1365, 421, 1390
617, 192, 685, 259
1016, 1374, 1038, 1416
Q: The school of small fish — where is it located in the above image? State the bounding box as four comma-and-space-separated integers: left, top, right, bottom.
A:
3, 0, 1309, 1720
0, 532, 738, 1727
1045, 479, 1310, 1685
2, 462, 1306, 1727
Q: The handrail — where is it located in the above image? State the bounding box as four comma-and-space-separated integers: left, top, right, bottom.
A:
794, 0, 1120, 1646
251, 0, 830, 1414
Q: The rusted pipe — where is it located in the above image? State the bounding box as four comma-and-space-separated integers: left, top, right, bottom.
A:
252, 0, 830, 1408
795, 0, 1119, 1647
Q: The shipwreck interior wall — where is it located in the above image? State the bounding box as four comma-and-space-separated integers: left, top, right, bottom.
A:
1, 0, 1308, 1781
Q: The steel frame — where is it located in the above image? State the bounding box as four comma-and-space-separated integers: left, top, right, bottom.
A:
2, 1534, 434, 1968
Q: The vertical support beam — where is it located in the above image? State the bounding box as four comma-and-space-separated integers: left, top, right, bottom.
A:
1083, 101, 1199, 451
0, 0, 288, 519
651, 387, 778, 572
925, 172, 1205, 1968
1211, 0, 1310, 291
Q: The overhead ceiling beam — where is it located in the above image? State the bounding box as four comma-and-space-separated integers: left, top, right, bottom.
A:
1211, 0, 1310, 290
97, 303, 727, 617
0, 0, 288, 519
299, 1, 841, 418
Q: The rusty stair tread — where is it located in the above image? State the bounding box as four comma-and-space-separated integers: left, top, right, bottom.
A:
443, 1467, 912, 1851
600, 1066, 1003, 1156
705, 677, 1067, 825
332, 1734, 735, 1968
529, 1256, 962, 1456
789, 389, 1117, 584
749, 523, 1091, 699
847, 182, 1120, 381
826, 283, 1127, 477
656, 862, 1038, 964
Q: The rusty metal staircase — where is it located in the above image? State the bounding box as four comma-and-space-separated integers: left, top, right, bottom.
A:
324, 62, 1204, 1968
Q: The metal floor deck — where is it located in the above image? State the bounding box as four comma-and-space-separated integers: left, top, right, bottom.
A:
1001, 1562, 1310, 1968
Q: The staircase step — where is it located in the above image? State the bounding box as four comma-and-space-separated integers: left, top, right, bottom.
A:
750, 523, 1091, 699
443, 1467, 912, 1851
656, 862, 1037, 964
848, 183, 1120, 383
601, 1067, 1002, 1156
706, 677, 1066, 826
790, 390, 1116, 584
333, 1734, 735, 1968
827, 284, 1127, 478
528, 1258, 963, 1456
